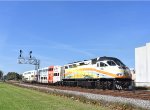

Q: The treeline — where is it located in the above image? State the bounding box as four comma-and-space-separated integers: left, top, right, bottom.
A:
0, 70, 3, 80
0, 70, 22, 80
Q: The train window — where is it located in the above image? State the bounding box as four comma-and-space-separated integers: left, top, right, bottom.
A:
69, 65, 72, 68
79, 62, 85, 66
65, 66, 68, 69
113, 59, 125, 67
41, 77, 43, 80
91, 58, 97, 64
31, 75, 34, 77
97, 63, 99, 67
54, 73, 59, 76
48, 68, 53, 71
100, 62, 107, 67
107, 61, 116, 66
54, 73, 57, 76
73, 64, 77, 68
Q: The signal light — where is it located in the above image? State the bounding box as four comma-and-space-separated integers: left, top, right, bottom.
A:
19, 50, 22, 57
29, 51, 32, 58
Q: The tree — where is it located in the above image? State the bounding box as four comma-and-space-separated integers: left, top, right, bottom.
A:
3, 75, 7, 80
6, 72, 21, 80
0, 70, 3, 80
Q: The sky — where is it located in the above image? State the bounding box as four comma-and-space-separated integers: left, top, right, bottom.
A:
0, 1, 150, 74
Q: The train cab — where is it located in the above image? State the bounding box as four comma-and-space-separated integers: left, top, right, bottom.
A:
96, 57, 131, 79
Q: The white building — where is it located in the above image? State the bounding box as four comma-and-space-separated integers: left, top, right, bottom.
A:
135, 43, 150, 87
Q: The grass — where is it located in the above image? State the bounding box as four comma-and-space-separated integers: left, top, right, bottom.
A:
0, 82, 108, 110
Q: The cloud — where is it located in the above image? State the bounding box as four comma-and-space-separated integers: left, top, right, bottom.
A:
8, 40, 96, 57
49, 42, 95, 57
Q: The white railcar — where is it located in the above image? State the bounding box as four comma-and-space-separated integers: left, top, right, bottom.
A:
38, 67, 49, 83
37, 66, 62, 84
22, 70, 37, 82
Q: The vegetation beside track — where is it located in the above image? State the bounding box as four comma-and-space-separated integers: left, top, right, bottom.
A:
0, 82, 108, 110
5, 82, 147, 110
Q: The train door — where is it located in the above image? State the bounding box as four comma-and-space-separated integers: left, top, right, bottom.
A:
60, 66, 64, 80
38, 69, 42, 83
105, 60, 119, 75
44, 68, 49, 83
96, 61, 108, 78
48, 66, 54, 84
53, 66, 61, 83
37, 69, 40, 83
97, 62, 108, 70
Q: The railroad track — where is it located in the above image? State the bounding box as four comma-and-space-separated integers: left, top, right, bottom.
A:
16, 82, 150, 101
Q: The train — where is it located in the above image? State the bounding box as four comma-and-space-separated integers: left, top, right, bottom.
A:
22, 56, 133, 90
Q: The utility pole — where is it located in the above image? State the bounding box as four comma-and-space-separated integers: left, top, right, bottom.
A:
17, 50, 40, 81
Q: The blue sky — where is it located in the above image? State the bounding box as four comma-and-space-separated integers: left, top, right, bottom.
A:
0, 1, 150, 74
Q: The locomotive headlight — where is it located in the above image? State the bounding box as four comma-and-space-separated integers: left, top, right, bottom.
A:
117, 73, 123, 76
118, 67, 122, 69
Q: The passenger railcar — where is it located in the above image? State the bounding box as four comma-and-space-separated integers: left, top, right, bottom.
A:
38, 67, 49, 83
36, 66, 62, 84
22, 70, 37, 83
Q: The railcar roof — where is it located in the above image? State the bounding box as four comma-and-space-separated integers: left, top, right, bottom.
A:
66, 57, 120, 65
96, 57, 120, 61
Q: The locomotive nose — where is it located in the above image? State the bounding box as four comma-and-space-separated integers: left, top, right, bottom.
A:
124, 67, 132, 78
118, 66, 131, 78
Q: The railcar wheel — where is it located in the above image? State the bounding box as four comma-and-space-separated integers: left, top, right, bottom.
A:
107, 81, 113, 90
114, 81, 123, 90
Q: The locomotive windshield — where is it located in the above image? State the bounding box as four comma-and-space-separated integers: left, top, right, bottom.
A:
112, 58, 126, 67
107, 61, 116, 66
97, 57, 126, 67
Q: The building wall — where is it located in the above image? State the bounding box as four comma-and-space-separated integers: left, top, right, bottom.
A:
147, 43, 150, 85
135, 43, 150, 87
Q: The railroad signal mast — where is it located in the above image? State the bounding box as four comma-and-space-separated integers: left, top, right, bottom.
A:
18, 50, 40, 70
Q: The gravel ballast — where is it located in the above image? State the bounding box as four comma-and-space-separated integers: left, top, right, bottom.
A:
14, 83, 150, 109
